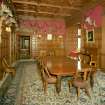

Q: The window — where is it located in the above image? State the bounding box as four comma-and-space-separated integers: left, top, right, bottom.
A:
77, 28, 81, 51
77, 37, 81, 51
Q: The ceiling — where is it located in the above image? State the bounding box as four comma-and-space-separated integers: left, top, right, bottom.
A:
11, 0, 105, 24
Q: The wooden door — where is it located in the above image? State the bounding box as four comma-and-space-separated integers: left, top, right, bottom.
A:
19, 36, 30, 59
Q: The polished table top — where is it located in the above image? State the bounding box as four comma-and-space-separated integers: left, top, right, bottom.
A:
43, 56, 91, 77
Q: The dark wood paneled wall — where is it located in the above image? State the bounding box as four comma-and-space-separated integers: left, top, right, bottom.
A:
0, 27, 10, 80
31, 34, 65, 57
16, 33, 65, 59
65, 25, 78, 55
65, 24, 102, 69
101, 15, 105, 69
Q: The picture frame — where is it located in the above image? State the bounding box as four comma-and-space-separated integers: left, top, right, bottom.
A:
86, 29, 94, 43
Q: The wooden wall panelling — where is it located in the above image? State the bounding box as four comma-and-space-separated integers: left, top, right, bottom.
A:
66, 23, 101, 69
94, 28, 102, 68
65, 26, 78, 55
83, 27, 102, 68
0, 45, 3, 80
16, 35, 19, 59
11, 31, 15, 63
31, 34, 65, 58
0, 27, 11, 80
30, 36, 32, 58
14, 32, 17, 61
1, 31, 10, 64
15, 32, 65, 59
101, 15, 105, 69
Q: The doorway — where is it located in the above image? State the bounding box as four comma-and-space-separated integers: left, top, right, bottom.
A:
19, 36, 30, 59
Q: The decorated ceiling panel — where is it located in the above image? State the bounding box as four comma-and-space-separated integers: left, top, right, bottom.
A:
11, 0, 104, 21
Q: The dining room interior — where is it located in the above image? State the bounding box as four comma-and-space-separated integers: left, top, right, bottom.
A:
0, 0, 105, 105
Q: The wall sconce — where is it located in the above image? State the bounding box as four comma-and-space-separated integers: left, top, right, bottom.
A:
5, 26, 11, 32
58, 35, 63, 38
37, 34, 42, 38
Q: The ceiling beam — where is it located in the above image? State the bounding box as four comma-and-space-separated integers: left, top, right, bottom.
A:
38, 11, 71, 17
12, 0, 81, 10
40, 3, 80, 10
16, 9, 37, 13
12, 0, 38, 5
16, 9, 71, 17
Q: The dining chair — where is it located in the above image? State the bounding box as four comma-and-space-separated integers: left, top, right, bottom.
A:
89, 60, 97, 89
68, 68, 91, 99
79, 53, 91, 65
2, 57, 16, 77
40, 65, 57, 94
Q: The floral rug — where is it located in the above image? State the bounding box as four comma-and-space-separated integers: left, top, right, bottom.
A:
16, 61, 105, 105
0, 61, 105, 105
0, 62, 25, 105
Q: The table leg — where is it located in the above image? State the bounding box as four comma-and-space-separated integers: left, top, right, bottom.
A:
56, 76, 61, 94
90, 71, 95, 89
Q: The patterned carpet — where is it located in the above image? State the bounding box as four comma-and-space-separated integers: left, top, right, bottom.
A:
0, 61, 105, 105
0, 62, 25, 105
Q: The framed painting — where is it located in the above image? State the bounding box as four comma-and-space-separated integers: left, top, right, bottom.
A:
86, 29, 94, 43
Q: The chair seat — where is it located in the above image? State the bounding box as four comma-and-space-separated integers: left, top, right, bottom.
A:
8, 67, 15, 69
68, 67, 91, 98
40, 65, 57, 94
5, 68, 16, 77
47, 76, 57, 83
72, 79, 88, 89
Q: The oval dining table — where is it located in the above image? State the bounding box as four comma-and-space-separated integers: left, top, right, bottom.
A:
43, 56, 91, 94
